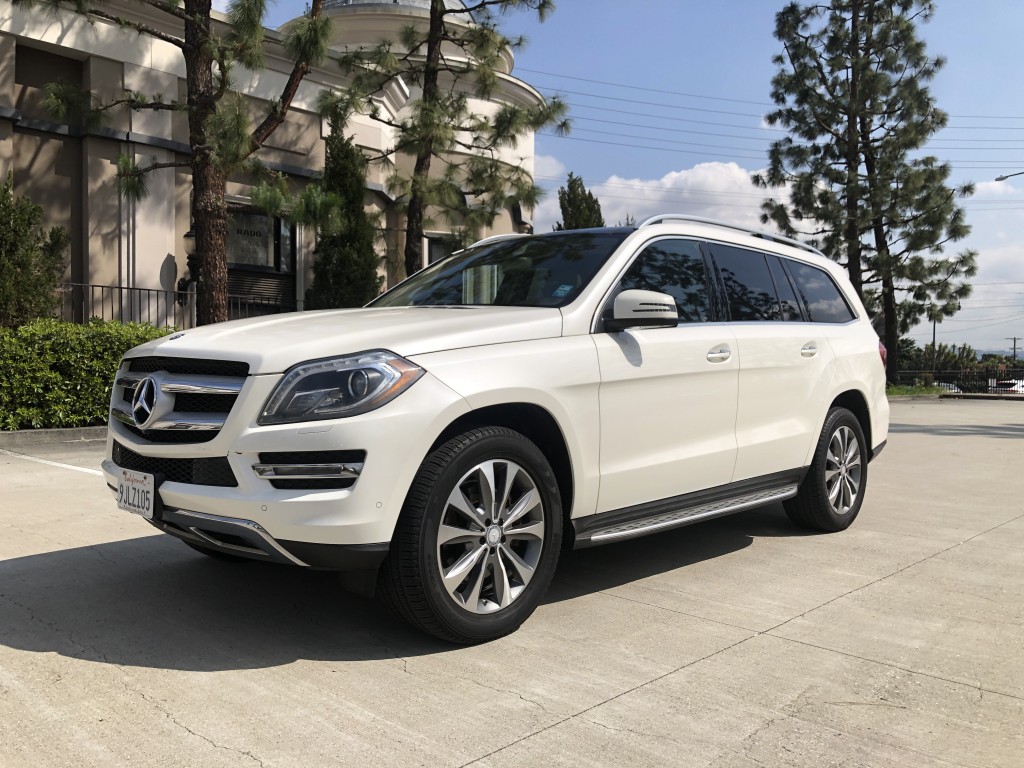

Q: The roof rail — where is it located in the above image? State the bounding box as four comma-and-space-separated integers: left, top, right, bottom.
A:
455, 233, 528, 255
637, 214, 825, 258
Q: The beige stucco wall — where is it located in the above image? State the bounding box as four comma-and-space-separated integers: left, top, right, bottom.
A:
0, 0, 543, 318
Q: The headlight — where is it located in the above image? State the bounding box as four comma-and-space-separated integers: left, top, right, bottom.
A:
258, 350, 424, 425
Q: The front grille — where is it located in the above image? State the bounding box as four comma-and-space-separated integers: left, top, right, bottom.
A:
128, 357, 250, 377
174, 393, 239, 413
116, 357, 248, 445
112, 441, 238, 487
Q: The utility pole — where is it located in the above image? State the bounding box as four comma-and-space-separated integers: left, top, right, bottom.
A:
1007, 336, 1021, 362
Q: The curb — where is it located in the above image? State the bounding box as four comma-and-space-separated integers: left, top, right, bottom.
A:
0, 425, 108, 448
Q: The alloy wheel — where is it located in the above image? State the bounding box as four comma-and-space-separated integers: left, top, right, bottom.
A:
435, 459, 546, 614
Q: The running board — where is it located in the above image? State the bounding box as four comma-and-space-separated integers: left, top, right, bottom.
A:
572, 474, 802, 548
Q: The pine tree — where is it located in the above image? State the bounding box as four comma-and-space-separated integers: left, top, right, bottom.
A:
16, 0, 331, 325
553, 172, 605, 231
0, 174, 69, 327
753, 0, 976, 381
305, 127, 382, 309
327, 0, 568, 282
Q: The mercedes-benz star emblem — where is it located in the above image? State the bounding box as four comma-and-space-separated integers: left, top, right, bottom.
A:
131, 377, 158, 429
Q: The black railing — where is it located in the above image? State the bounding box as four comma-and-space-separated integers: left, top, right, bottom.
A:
59, 283, 296, 329
895, 368, 1024, 394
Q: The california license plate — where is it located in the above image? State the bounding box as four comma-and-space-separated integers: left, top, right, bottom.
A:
117, 468, 157, 520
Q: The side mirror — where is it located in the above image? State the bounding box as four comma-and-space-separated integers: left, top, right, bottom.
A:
605, 289, 679, 332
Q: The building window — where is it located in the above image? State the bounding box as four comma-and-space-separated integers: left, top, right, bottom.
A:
426, 235, 457, 265
227, 211, 296, 273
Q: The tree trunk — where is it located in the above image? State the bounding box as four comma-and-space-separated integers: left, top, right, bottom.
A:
402, 0, 446, 278
194, 164, 229, 325
183, 0, 229, 325
843, 0, 863, 301
881, 262, 899, 383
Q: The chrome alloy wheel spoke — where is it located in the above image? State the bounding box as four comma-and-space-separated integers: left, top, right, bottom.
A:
437, 458, 545, 614
825, 425, 861, 515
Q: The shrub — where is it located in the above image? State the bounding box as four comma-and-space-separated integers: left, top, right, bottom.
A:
0, 319, 169, 430
0, 173, 70, 327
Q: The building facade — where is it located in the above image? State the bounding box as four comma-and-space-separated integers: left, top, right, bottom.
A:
0, 0, 544, 326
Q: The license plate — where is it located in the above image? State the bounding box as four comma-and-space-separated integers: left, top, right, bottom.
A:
117, 468, 157, 520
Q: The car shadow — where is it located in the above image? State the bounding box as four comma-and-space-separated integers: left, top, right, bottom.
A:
0, 505, 804, 670
549, 503, 807, 603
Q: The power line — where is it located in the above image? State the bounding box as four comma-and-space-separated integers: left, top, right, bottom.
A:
518, 67, 774, 107
526, 66, 1024, 122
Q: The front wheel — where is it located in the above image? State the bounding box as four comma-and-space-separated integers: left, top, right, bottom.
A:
380, 427, 563, 644
785, 407, 868, 532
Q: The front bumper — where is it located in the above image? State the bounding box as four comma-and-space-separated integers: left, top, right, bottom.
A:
103, 370, 471, 551
147, 506, 389, 569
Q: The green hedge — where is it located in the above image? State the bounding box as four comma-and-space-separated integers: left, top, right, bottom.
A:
0, 319, 169, 430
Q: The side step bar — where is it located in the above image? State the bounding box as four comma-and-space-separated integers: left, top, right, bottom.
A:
573, 472, 804, 548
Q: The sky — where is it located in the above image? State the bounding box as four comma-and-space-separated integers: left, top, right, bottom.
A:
261, 0, 1024, 355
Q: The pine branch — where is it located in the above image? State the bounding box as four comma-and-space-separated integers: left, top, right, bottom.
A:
249, 0, 326, 153
86, 8, 185, 49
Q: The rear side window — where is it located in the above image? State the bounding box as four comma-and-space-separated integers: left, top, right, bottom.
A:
767, 255, 803, 321
619, 239, 710, 323
786, 260, 856, 323
710, 245, 782, 321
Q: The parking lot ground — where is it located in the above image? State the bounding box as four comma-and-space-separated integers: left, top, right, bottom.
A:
0, 399, 1021, 767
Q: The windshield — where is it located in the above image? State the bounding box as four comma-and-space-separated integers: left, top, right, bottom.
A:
371, 231, 631, 308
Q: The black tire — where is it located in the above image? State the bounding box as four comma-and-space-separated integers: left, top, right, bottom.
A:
784, 407, 868, 532
182, 540, 252, 562
380, 427, 563, 644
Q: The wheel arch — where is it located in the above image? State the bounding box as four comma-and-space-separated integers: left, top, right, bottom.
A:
430, 403, 576, 542
829, 389, 872, 455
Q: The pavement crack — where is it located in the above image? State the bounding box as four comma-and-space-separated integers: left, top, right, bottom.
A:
768, 634, 1024, 703
126, 683, 266, 767
457, 632, 759, 768
824, 700, 907, 709
764, 511, 1024, 637
579, 716, 686, 748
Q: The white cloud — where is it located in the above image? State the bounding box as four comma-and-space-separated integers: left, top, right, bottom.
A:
533, 154, 566, 180
534, 161, 779, 231
531, 161, 1024, 352
212, 0, 230, 13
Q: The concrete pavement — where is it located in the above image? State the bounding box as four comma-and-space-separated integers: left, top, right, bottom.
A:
0, 400, 1021, 766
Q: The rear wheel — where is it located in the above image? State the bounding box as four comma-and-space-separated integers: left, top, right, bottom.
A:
380, 427, 562, 644
785, 407, 867, 532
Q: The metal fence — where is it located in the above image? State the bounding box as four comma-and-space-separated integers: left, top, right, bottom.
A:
895, 368, 1024, 393
58, 283, 295, 329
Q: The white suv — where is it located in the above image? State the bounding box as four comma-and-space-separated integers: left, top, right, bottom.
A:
104, 215, 889, 643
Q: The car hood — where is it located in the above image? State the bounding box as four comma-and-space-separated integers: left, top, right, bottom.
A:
124, 306, 565, 374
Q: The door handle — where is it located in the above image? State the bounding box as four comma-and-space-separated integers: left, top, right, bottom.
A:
801, 342, 818, 358
707, 345, 732, 363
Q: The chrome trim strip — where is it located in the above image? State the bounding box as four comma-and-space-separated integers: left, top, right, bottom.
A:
160, 377, 244, 395
117, 374, 243, 395
111, 408, 224, 432
116, 375, 144, 389
111, 407, 135, 426
588, 485, 799, 543
166, 508, 308, 566
146, 414, 226, 431
252, 463, 364, 480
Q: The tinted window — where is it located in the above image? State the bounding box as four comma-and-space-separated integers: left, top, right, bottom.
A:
371, 231, 630, 308
767, 254, 803, 321
618, 239, 710, 323
711, 245, 781, 321
786, 260, 856, 323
